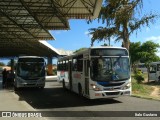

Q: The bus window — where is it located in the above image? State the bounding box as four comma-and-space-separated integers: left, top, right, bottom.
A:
77, 56, 83, 72
72, 58, 77, 71
66, 60, 69, 70
157, 64, 160, 71
62, 61, 66, 71
72, 55, 83, 71
149, 65, 156, 73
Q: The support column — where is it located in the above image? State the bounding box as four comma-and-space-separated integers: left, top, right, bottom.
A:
10, 58, 14, 73
47, 57, 53, 75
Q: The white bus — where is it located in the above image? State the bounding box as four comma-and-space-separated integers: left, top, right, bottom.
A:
57, 46, 131, 99
14, 56, 46, 90
136, 63, 147, 73
149, 62, 160, 82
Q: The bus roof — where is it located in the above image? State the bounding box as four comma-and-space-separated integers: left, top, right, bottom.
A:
18, 56, 44, 59
73, 46, 127, 54
58, 46, 128, 61
150, 61, 160, 64
90, 46, 127, 49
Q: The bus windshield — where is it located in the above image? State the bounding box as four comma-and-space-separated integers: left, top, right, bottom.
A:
91, 57, 130, 81
17, 62, 45, 78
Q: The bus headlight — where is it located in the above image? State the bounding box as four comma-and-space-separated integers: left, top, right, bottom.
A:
90, 84, 101, 91
123, 83, 131, 90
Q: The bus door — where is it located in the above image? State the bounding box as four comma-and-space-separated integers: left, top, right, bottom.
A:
149, 64, 157, 81
68, 61, 72, 90
84, 60, 90, 96
156, 64, 160, 81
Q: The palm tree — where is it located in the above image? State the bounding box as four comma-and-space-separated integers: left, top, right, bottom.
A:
89, 0, 158, 50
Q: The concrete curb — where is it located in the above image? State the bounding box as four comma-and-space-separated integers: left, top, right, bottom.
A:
13, 91, 48, 120
11, 91, 35, 111
131, 94, 160, 101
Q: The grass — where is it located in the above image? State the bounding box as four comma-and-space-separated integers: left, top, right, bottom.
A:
132, 78, 154, 96
131, 73, 160, 100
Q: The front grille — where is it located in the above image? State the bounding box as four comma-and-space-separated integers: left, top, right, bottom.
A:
104, 87, 121, 90
26, 84, 35, 86
105, 92, 120, 96
98, 81, 125, 87
23, 78, 39, 80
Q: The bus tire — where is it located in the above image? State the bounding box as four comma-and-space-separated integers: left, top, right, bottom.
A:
62, 80, 66, 89
14, 86, 19, 91
78, 84, 83, 96
158, 76, 160, 82
39, 87, 44, 90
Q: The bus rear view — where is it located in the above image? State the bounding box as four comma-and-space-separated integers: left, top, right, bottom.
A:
14, 56, 46, 90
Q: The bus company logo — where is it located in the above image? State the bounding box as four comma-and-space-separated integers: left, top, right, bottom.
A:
2, 112, 11, 117
104, 87, 114, 91
109, 87, 114, 90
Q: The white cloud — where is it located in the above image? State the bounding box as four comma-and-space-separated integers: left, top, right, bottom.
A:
145, 36, 160, 43
156, 48, 160, 56
84, 31, 89, 35
84, 31, 92, 38
156, 52, 160, 56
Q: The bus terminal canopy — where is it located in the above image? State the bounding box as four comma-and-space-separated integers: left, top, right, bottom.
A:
0, 0, 102, 57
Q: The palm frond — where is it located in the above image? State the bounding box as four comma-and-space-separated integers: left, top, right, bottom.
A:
89, 27, 117, 45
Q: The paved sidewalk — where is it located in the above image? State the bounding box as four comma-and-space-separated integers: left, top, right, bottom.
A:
0, 79, 46, 120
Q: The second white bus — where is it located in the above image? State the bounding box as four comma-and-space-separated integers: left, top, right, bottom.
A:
57, 46, 131, 99
14, 56, 46, 90
149, 62, 160, 82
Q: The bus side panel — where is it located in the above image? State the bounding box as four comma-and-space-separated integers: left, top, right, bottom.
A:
149, 64, 157, 81
71, 71, 84, 94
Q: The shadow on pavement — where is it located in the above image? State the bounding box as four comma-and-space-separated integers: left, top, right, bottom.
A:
15, 87, 122, 109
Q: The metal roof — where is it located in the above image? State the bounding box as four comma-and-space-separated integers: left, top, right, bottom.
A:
0, 0, 102, 57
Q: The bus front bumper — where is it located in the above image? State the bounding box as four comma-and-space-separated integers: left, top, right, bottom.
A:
15, 80, 45, 88
89, 89, 131, 99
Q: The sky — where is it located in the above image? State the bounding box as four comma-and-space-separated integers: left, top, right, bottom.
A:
48, 0, 160, 57
1, 0, 160, 65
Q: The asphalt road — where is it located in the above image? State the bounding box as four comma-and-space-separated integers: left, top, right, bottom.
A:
14, 76, 160, 120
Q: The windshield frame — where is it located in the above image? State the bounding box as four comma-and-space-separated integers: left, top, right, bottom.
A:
90, 56, 130, 81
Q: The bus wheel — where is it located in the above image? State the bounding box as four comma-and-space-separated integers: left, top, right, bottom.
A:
39, 87, 44, 90
158, 76, 160, 82
78, 84, 83, 96
62, 80, 66, 89
14, 86, 19, 91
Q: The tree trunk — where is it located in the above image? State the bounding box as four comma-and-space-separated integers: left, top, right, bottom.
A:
122, 22, 130, 50
147, 67, 150, 82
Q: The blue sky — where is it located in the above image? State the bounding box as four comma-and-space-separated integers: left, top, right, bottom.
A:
1, 0, 160, 65
48, 0, 160, 56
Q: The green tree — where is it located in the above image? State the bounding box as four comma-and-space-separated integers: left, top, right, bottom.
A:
139, 41, 160, 63
7, 60, 16, 68
129, 42, 141, 64
0, 62, 5, 66
139, 41, 159, 82
89, 0, 157, 49
129, 41, 160, 82
129, 42, 141, 72
74, 47, 88, 53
